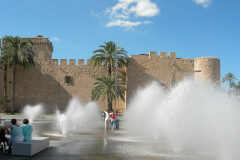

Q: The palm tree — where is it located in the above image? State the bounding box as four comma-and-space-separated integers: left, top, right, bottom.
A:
2, 36, 35, 113
92, 76, 126, 112
222, 72, 237, 89
0, 57, 9, 110
0, 38, 11, 111
90, 41, 129, 78
235, 81, 240, 95
230, 81, 240, 95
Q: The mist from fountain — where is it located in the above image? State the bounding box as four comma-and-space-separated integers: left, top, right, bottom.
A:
56, 97, 102, 135
22, 104, 44, 123
124, 79, 240, 160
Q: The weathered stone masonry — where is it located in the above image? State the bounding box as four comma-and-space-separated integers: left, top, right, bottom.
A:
0, 36, 220, 112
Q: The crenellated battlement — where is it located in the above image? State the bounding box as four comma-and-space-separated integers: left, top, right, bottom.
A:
48, 58, 92, 67
131, 51, 177, 60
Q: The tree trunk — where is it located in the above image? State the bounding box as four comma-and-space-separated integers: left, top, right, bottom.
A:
12, 65, 16, 114
108, 64, 112, 77
3, 65, 8, 111
107, 96, 113, 113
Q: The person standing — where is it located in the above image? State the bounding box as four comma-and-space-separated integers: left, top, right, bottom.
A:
8, 119, 24, 143
109, 112, 116, 130
21, 119, 33, 142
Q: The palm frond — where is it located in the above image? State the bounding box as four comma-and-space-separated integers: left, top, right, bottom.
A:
1, 36, 35, 69
91, 76, 126, 102
90, 41, 129, 77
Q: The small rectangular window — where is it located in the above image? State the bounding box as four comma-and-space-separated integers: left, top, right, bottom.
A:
65, 76, 73, 86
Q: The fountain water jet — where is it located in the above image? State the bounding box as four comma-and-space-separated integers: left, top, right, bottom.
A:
123, 79, 240, 160
56, 97, 102, 135
22, 104, 44, 122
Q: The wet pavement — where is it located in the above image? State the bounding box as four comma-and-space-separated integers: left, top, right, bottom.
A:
0, 118, 215, 160
0, 133, 215, 160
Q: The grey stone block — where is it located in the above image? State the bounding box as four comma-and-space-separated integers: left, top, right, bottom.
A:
12, 137, 49, 156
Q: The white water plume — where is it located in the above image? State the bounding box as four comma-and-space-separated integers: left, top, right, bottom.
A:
124, 79, 240, 160
56, 98, 102, 135
23, 104, 44, 122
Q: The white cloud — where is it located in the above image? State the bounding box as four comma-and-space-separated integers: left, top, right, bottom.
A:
106, 20, 141, 28
106, 0, 159, 29
129, 0, 159, 17
106, 20, 152, 28
50, 37, 60, 42
108, 0, 159, 18
193, 0, 212, 8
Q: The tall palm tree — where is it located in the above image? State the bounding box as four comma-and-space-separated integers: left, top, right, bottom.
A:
222, 72, 237, 89
0, 38, 11, 111
90, 41, 129, 78
92, 76, 126, 112
2, 36, 35, 113
0, 57, 9, 110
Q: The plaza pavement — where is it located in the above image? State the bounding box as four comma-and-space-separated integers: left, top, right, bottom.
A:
0, 114, 212, 160
0, 133, 165, 160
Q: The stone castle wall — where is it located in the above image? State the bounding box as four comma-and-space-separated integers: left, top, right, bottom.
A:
127, 52, 195, 102
12, 59, 107, 112
0, 36, 220, 112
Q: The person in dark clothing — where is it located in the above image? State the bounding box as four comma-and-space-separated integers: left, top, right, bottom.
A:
0, 126, 9, 152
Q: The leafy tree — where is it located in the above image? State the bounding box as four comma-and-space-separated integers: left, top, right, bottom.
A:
1, 36, 35, 113
222, 72, 237, 89
92, 76, 126, 112
90, 41, 129, 77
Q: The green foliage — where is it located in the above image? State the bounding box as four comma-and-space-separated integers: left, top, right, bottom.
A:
0, 96, 10, 105
1, 36, 35, 68
90, 41, 129, 111
90, 41, 129, 77
0, 96, 9, 112
0, 97, 4, 112
0, 36, 35, 113
222, 72, 240, 95
222, 72, 237, 88
92, 76, 126, 112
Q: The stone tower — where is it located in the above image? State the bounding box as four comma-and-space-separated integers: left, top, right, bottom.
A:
22, 35, 53, 62
194, 57, 220, 82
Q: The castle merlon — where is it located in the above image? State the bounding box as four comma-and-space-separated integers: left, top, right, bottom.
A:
48, 59, 93, 67
131, 51, 177, 59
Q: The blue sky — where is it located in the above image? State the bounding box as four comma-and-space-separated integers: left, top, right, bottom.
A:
0, 0, 239, 79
